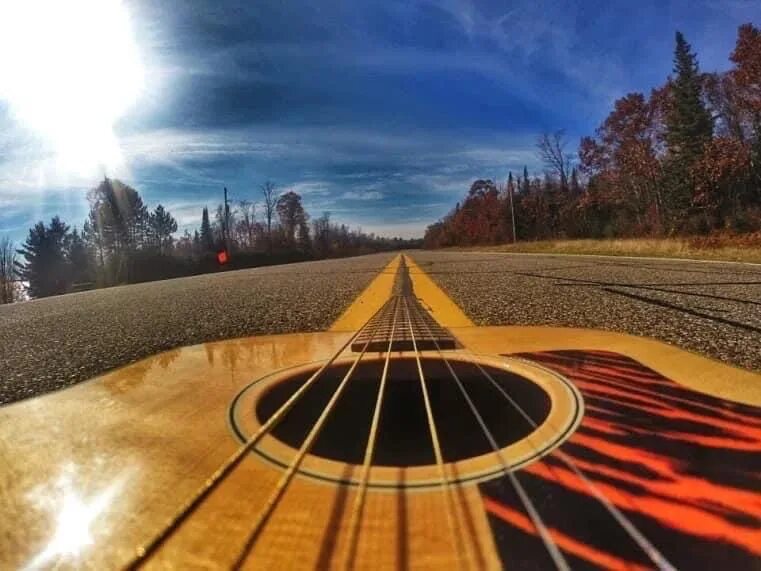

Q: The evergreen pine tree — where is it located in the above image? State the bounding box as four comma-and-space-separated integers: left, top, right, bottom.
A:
86, 178, 149, 283
666, 31, 713, 163
200, 206, 214, 252
65, 228, 93, 285
663, 31, 714, 228
16, 217, 71, 298
522, 166, 530, 193
506, 171, 517, 242
148, 204, 178, 253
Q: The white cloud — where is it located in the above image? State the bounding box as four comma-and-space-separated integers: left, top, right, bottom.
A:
157, 201, 204, 227
405, 173, 476, 194
287, 180, 332, 196
120, 129, 289, 164
341, 190, 384, 200
460, 147, 537, 167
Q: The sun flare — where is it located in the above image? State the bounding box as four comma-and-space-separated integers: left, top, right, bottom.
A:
0, 0, 144, 175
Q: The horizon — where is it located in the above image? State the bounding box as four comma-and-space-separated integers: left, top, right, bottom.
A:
0, 0, 757, 242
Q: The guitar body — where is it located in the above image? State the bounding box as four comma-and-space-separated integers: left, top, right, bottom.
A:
1, 255, 759, 570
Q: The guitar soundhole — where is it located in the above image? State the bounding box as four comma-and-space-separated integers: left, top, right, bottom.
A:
255, 357, 551, 466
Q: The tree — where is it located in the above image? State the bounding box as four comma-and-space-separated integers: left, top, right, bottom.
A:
312, 212, 332, 257
580, 91, 666, 232
87, 178, 149, 253
192, 230, 201, 254
276, 191, 308, 246
704, 72, 746, 141
200, 206, 214, 252
175, 230, 195, 258
0, 236, 18, 304
752, 116, 761, 190
148, 204, 178, 254
467, 179, 498, 198
455, 180, 508, 244
16, 217, 71, 298
662, 32, 714, 228
82, 214, 105, 277
65, 228, 93, 285
728, 24, 761, 203
297, 221, 312, 253
506, 172, 517, 242
236, 200, 257, 249
570, 167, 581, 193
537, 131, 572, 189
693, 136, 752, 230
222, 187, 231, 250
667, 32, 713, 162
213, 203, 237, 250
86, 178, 149, 282
730, 24, 761, 119
261, 180, 276, 251
423, 26, 760, 247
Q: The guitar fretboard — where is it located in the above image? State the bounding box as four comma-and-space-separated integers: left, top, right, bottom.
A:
351, 259, 456, 352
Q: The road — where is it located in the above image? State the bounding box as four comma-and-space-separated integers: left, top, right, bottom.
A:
411, 250, 761, 372
0, 254, 395, 405
1, 250, 759, 405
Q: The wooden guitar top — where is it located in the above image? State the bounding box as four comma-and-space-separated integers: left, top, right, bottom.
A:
1, 255, 759, 569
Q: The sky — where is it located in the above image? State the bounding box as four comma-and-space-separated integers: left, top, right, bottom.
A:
0, 0, 757, 241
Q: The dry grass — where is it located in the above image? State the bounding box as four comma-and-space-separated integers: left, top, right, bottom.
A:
456, 233, 761, 264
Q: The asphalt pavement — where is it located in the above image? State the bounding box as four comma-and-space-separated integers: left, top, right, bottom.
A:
0, 253, 395, 405
2, 250, 759, 406
410, 250, 761, 372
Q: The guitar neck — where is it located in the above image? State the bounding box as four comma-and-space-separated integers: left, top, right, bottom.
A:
351, 259, 457, 353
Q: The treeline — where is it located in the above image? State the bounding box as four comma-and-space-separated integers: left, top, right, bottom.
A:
2, 178, 419, 301
425, 25, 761, 248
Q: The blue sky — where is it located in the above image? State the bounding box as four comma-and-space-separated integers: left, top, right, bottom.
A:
0, 0, 757, 241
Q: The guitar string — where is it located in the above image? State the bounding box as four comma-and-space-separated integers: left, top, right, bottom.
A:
461, 354, 677, 571
229, 295, 390, 569
401, 294, 470, 569
125, 300, 390, 569
405, 254, 672, 568
124, 252, 676, 570
278, 279, 464, 570
402, 246, 674, 570
342, 294, 401, 569
408, 296, 571, 571
402, 257, 674, 569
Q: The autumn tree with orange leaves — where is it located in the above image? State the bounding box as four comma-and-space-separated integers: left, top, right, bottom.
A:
425, 24, 761, 248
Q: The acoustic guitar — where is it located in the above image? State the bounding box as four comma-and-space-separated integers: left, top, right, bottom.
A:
1, 254, 759, 570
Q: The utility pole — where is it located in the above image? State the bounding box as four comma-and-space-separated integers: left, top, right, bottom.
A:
223, 186, 230, 252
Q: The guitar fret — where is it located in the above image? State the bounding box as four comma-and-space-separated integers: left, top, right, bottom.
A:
351, 256, 456, 352
350, 294, 456, 352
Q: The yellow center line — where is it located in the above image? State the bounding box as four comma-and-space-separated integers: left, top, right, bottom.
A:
405, 256, 474, 328
329, 255, 401, 331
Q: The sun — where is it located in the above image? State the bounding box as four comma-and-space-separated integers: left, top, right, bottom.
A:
0, 0, 144, 175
